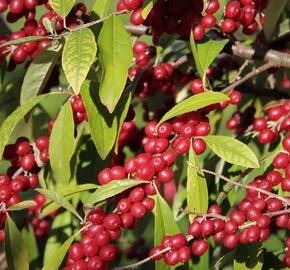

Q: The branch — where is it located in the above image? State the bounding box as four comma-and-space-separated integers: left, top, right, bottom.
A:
187, 163, 290, 206
113, 235, 194, 270
221, 61, 275, 93
232, 42, 290, 68
125, 24, 149, 35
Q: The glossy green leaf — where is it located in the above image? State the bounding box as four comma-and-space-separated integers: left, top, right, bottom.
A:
197, 38, 229, 77
7, 200, 37, 211
204, 135, 260, 168
22, 225, 39, 263
36, 188, 83, 221
49, 101, 75, 184
0, 93, 62, 160
154, 193, 180, 270
190, 33, 203, 79
271, 18, 290, 41
40, 184, 98, 218
159, 92, 228, 124
234, 243, 263, 270
81, 80, 118, 159
92, 0, 111, 18
87, 179, 143, 205
42, 234, 75, 270
0, 36, 47, 49
187, 146, 208, 223
5, 217, 29, 270
98, 15, 133, 112
21, 45, 62, 104
264, 0, 288, 41
49, 0, 75, 17
62, 28, 97, 94
190, 33, 228, 79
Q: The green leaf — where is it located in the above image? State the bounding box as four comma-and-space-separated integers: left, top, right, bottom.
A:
62, 28, 97, 94
187, 146, 208, 223
7, 200, 37, 211
190, 32, 203, 80
5, 217, 29, 270
0, 93, 62, 160
49, 0, 75, 17
21, 45, 62, 104
36, 188, 83, 221
92, 0, 111, 18
86, 179, 143, 205
141, 0, 156, 19
22, 225, 39, 263
98, 15, 133, 112
0, 36, 47, 49
234, 243, 263, 270
159, 92, 228, 124
81, 80, 118, 159
40, 184, 98, 218
271, 18, 290, 41
210, 250, 236, 270
190, 33, 228, 79
154, 193, 180, 270
204, 135, 260, 168
49, 101, 75, 184
197, 37, 229, 78
42, 234, 75, 270
264, 0, 288, 41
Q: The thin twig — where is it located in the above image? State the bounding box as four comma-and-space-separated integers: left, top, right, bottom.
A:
221, 61, 275, 94
187, 163, 290, 206
113, 235, 194, 270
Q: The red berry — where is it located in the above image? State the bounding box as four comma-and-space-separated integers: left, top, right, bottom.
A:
220, 18, 237, 33
229, 91, 242, 105
19, 154, 35, 170
258, 129, 275, 144
201, 14, 217, 29
192, 138, 206, 155
191, 239, 208, 256
206, 0, 220, 14
133, 41, 148, 55
130, 202, 146, 218
193, 25, 205, 41
99, 245, 118, 261
190, 79, 204, 94
225, 1, 241, 18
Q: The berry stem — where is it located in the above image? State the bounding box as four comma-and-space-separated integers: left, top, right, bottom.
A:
221, 61, 275, 94
187, 162, 290, 206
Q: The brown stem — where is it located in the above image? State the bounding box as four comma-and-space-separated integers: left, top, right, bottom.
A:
113, 235, 194, 270
187, 163, 290, 206
221, 61, 275, 94
125, 24, 149, 35
232, 42, 290, 68
179, 208, 228, 221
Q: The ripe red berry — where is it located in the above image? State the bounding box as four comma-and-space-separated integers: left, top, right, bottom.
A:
225, 1, 241, 18
130, 202, 146, 218
193, 25, 205, 41
282, 135, 290, 152
201, 14, 217, 29
177, 246, 191, 263
258, 129, 275, 144
190, 79, 204, 94
220, 18, 237, 33
123, 0, 141, 11
206, 0, 220, 14
19, 154, 35, 170
192, 138, 206, 155
229, 91, 242, 105
191, 239, 208, 256
99, 244, 118, 261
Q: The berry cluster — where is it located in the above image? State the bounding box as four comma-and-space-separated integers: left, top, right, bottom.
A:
28, 194, 52, 238
227, 100, 290, 144
0, 135, 50, 240
0, 2, 88, 68
144, 134, 290, 267
117, 0, 204, 43
70, 95, 88, 124
220, 0, 267, 35
192, 0, 220, 41
64, 208, 121, 269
